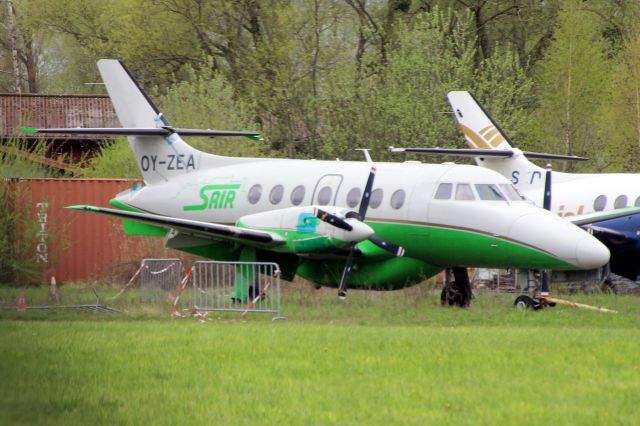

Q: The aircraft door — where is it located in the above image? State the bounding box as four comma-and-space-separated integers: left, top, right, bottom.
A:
312, 174, 344, 206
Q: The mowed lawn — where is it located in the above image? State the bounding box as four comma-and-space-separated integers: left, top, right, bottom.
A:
1, 290, 639, 425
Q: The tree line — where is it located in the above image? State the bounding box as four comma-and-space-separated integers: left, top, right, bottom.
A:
2, 0, 640, 173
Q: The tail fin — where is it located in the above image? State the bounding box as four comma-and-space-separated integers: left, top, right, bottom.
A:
98, 60, 169, 128
98, 60, 212, 185
447, 91, 547, 191
447, 91, 514, 151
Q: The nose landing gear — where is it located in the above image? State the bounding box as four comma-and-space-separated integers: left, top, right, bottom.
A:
513, 295, 556, 310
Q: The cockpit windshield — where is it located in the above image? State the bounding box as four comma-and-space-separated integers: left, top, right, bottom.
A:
475, 184, 506, 201
499, 184, 525, 201
434, 182, 524, 203
455, 184, 475, 200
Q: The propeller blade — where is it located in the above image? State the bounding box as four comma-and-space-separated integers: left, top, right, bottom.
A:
543, 163, 552, 211
314, 208, 353, 231
338, 243, 356, 299
368, 235, 405, 257
358, 166, 377, 219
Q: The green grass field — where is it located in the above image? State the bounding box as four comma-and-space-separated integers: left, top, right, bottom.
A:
1, 284, 639, 425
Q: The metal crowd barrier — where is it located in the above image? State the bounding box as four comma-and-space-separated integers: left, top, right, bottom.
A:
191, 261, 283, 320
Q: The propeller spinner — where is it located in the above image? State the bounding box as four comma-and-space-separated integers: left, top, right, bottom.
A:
314, 166, 405, 299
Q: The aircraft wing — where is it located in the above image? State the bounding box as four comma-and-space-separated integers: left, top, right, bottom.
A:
569, 207, 640, 229
67, 205, 285, 246
568, 207, 640, 281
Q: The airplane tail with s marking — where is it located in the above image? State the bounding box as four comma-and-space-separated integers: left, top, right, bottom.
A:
24, 59, 262, 185
447, 91, 558, 192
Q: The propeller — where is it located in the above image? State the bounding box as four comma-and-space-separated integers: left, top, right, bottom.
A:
314, 208, 353, 231
314, 166, 405, 299
541, 163, 552, 296
543, 163, 552, 211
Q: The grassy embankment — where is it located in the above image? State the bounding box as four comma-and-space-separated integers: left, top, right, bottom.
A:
0, 284, 639, 425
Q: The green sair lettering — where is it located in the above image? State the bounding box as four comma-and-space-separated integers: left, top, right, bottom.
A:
183, 184, 241, 211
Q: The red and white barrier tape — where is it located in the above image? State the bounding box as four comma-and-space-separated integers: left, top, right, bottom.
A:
107, 263, 145, 300
171, 267, 194, 317
147, 263, 175, 275
238, 282, 271, 319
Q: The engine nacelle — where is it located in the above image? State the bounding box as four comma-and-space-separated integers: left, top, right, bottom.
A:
236, 206, 373, 253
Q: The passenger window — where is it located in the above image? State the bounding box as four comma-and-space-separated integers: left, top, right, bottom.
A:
248, 184, 262, 204
499, 184, 523, 201
593, 195, 607, 211
290, 185, 305, 205
614, 195, 628, 209
455, 184, 475, 201
317, 186, 332, 205
434, 183, 452, 200
475, 184, 506, 201
370, 189, 383, 208
635, 196, 640, 207
270, 185, 284, 204
390, 189, 406, 209
346, 188, 361, 208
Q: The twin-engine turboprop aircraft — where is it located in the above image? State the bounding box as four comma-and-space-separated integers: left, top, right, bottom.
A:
27, 60, 611, 307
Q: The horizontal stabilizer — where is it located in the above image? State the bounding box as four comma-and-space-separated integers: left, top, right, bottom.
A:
22, 126, 263, 140
66, 205, 284, 246
388, 147, 588, 161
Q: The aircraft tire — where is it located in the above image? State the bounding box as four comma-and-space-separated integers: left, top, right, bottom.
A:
514, 295, 535, 310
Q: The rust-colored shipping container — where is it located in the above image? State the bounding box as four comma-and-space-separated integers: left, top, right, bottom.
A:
15, 178, 190, 284
0, 94, 119, 138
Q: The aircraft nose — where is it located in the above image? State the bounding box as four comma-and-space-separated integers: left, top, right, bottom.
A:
575, 235, 610, 269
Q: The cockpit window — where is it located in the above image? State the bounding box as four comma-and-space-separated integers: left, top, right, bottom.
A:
455, 184, 475, 200
499, 184, 524, 201
475, 184, 506, 201
434, 183, 452, 200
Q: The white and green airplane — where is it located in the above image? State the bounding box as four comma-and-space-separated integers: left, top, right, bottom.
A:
28, 60, 611, 307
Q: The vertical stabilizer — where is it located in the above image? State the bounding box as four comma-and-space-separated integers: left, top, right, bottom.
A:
447, 91, 546, 192
447, 91, 514, 151
98, 59, 211, 185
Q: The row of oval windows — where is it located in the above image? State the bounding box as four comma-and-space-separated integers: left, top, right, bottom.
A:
247, 184, 407, 210
594, 194, 640, 211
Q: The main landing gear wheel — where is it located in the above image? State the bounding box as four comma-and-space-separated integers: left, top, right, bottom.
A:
441, 267, 472, 308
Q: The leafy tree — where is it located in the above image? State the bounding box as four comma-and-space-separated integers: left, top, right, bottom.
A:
319, 8, 532, 162
159, 63, 265, 158
603, 33, 640, 171
526, 0, 612, 172
78, 139, 139, 179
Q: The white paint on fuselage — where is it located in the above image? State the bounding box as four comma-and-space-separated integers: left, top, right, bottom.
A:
115, 156, 609, 270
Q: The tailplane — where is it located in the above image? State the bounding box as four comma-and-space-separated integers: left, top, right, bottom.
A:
25, 59, 261, 185
98, 60, 220, 184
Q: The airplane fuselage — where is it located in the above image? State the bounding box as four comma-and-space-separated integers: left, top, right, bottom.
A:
113, 157, 608, 288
